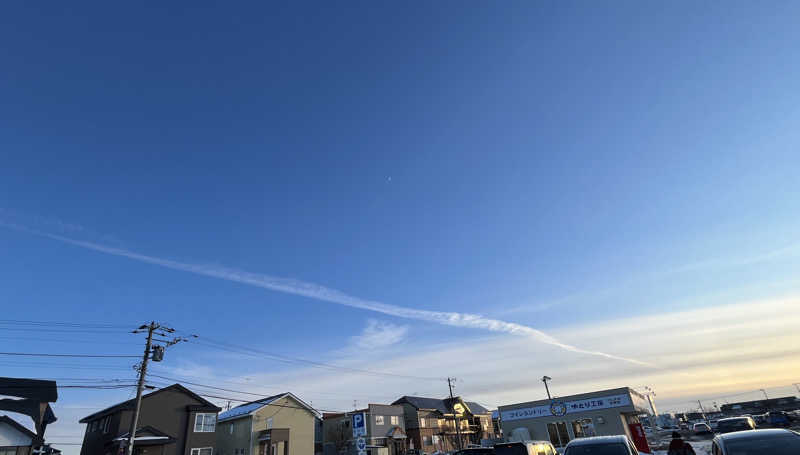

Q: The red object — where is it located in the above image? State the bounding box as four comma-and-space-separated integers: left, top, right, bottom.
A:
628, 423, 651, 453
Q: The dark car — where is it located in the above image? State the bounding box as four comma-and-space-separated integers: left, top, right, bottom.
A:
766, 411, 791, 427
454, 449, 494, 455
712, 429, 800, 454
716, 417, 756, 434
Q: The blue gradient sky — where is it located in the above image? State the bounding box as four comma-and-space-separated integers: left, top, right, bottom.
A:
2, 1, 800, 451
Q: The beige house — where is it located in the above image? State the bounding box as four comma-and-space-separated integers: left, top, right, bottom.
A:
216, 393, 319, 455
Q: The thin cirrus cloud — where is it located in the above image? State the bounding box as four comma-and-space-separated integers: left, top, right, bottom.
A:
0, 219, 652, 367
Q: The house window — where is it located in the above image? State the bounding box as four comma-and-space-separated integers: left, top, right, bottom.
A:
419, 418, 425, 427
375, 415, 384, 425
230, 424, 234, 434
422, 436, 432, 446
431, 435, 440, 446
390, 416, 399, 425
267, 418, 273, 430
191, 448, 213, 455
103, 416, 111, 433
195, 413, 217, 432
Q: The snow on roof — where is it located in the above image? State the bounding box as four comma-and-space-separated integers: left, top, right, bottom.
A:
113, 436, 170, 441
218, 394, 286, 422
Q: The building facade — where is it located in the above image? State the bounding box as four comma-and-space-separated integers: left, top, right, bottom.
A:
79, 384, 221, 455
322, 404, 406, 455
391, 397, 493, 454
1, 416, 36, 455
498, 387, 651, 452
216, 393, 318, 455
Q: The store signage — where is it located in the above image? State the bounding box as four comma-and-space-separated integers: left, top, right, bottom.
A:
549, 401, 567, 416
501, 393, 632, 421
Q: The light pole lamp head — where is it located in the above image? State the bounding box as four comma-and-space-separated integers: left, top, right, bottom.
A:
542, 376, 552, 382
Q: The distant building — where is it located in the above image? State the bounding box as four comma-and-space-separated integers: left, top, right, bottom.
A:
79, 383, 221, 455
391, 396, 493, 453
322, 404, 406, 455
216, 393, 319, 455
720, 396, 800, 415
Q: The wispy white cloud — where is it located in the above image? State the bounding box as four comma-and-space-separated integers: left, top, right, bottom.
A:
0, 220, 650, 367
349, 319, 409, 350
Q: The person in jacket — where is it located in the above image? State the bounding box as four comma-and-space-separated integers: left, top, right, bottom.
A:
668, 431, 696, 455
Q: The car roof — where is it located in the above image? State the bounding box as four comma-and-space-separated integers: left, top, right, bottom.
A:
718, 416, 750, 422
716, 429, 798, 441
565, 436, 629, 446
496, 440, 552, 446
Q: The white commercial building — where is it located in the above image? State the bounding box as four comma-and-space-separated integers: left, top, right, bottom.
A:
498, 387, 652, 452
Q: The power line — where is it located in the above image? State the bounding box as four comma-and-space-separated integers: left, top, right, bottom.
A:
0, 352, 140, 358
145, 381, 344, 414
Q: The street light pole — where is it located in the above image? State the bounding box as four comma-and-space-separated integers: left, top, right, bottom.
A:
542, 376, 552, 400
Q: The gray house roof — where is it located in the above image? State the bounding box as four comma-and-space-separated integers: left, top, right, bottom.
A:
392, 397, 491, 416
218, 392, 320, 422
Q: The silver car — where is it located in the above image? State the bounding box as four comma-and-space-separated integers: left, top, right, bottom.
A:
711, 429, 800, 454
563, 436, 645, 455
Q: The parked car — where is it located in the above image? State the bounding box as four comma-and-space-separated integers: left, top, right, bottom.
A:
494, 440, 558, 455
563, 436, 645, 455
766, 411, 791, 427
693, 422, 712, 434
708, 420, 719, 431
454, 448, 494, 455
711, 429, 800, 454
716, 416, 756, 434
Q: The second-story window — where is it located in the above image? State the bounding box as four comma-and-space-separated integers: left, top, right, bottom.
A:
419, 418, 425, 427
390, 416, 399, 425
194, 413, 216, 432
375, 415, 384, 425
103, 416, 111, 433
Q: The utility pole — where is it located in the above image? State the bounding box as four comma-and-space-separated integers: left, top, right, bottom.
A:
542, 376, 552, 400
697, 401, 708, 425
447, 378, 463, 451
125, 322, 190, 455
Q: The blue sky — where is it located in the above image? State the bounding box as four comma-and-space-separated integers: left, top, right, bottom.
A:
2, 1, 800, 451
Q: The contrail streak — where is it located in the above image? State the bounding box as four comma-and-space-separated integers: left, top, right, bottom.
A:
2, 221, 653, 367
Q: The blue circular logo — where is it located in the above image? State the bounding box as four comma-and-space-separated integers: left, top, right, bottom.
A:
550, 401, 567, 416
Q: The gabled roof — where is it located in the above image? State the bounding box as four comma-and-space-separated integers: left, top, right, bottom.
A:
392, 396, 449, 413
0, 415, 37, 440
393, 396, 490, 416
218, 392, 319, 422
465, 402, 490, 415
80, 384, 220, 423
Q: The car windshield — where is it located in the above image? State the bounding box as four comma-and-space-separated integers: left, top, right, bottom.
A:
724, 435, 800, 454
564, 443, 629, 455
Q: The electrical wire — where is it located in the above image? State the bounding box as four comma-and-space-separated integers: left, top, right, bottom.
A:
0, 352, 139, 358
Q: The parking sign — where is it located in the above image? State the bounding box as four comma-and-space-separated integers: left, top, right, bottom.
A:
352, 412, 366, 437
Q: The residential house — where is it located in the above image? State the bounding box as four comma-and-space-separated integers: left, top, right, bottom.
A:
1, 415, 41, 455
322, 405, 406, 455
79, 384, 221, 455
216, 393, 319, 455
391, 397, 493, 453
